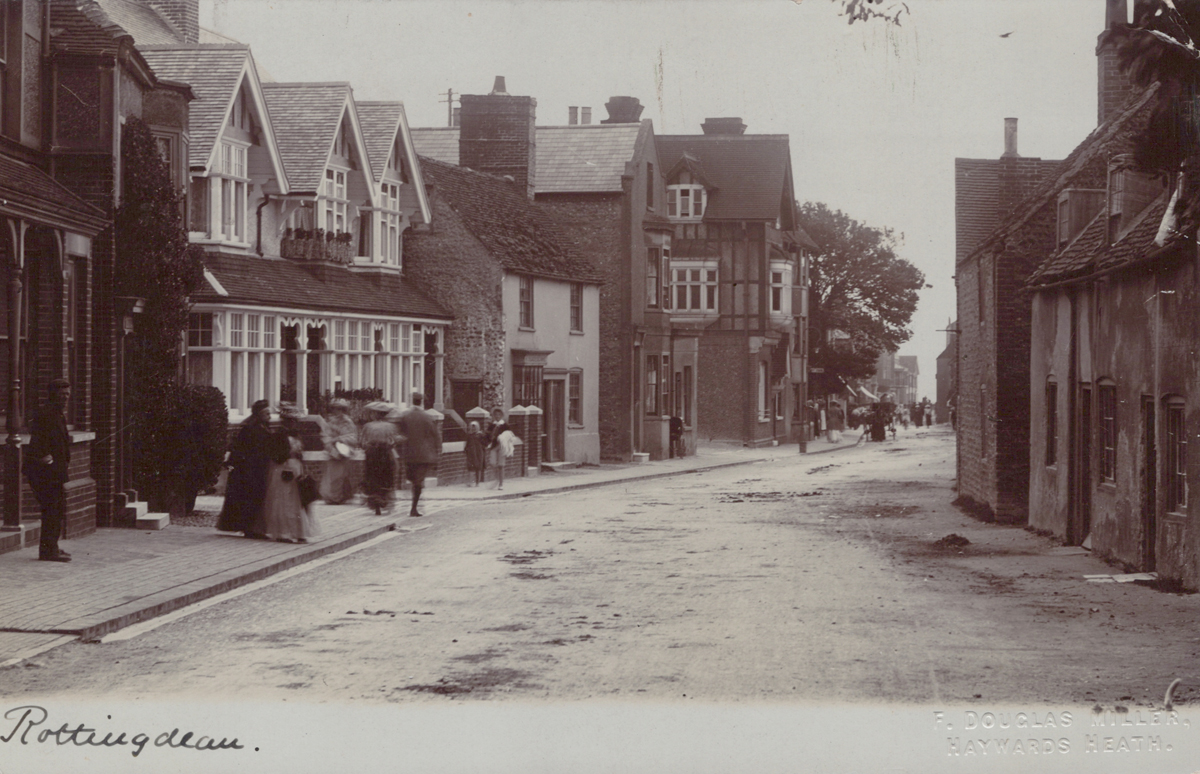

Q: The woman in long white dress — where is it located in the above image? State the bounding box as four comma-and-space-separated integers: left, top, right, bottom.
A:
261, 406, 321, 542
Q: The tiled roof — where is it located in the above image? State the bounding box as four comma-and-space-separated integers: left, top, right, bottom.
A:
95, 0, 181, 44
970, 86, 1157, 280
656, 134, 793, 221
51, 0, 181, 56
0, 155, 107, 229
1031, 194, 1172, 285
141, 46, 250, 170
195, 252, 451, 319
409, 127, 460, 165
262, 83, 351, 192
411, 123, 645, 193
356, 102, 403, 183
417, 157, 603, 284
954, 159, 999, 263
536, 123, 644, 193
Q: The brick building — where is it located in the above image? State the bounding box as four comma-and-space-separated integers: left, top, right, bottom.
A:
954, 119, 1062, 522
935, 319, 957, 425
407, 156, 604, 465
412, 84, 694, 461
657, 121, 811, 447
1, 0, 204, 553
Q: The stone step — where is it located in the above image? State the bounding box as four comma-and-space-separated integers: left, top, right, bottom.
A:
136, 513, 170, 530
123, 501, 149, 520
540, 461, 580, 472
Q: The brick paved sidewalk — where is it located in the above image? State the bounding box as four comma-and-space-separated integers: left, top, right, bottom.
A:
0, 439, 864, 665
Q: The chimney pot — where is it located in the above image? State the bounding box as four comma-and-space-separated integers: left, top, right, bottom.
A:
701, 117, 747, 135
569, 106, 579, 125
581, 107, 592, 125
491, 76, 508, 96
1002, 117, 1019, 158
602, 96, 644, 124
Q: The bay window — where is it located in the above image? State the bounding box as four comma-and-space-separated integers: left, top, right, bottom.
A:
323, 168, 348, 234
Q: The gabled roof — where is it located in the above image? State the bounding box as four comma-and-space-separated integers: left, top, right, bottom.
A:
1030, 193, 1172, 285
94, 0, 181, 44
140, 45, 286, 186
656, 134, 795, 222
409, 122, 647, 193
356, 101, 431, 223
261, 82, 374, 199
417, 157, 603, 284
196, 252, 451, 320
664, 151, 713, 189
0, 155, 108, 234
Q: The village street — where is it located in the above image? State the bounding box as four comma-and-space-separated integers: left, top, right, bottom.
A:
2, 427, 1198, 709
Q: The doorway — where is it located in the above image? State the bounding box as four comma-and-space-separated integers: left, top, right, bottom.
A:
1141, 396, 1157, 570
543, 378, 566, 462
1073, 385, 1093, 545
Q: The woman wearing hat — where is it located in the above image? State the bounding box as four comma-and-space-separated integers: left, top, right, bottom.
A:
260, 403, 321, 542
217, 399, 273, 537
319, 399, 358, 505
359, 402, 398, 514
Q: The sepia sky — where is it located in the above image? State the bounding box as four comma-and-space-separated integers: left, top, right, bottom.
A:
203, 0, 1109, 397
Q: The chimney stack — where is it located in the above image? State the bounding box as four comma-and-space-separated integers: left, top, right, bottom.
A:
569, 106, 578, 125
459, 76, 537, 199
1097, 0, 1133, 126
1002, 118, 1019, 158
145, 0, 199, 44
701, 117, 747, 135
601, 96, 644, 124
581, 107, 592, 125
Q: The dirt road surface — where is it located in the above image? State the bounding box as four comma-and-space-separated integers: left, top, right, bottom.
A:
4, 426, 1197, 712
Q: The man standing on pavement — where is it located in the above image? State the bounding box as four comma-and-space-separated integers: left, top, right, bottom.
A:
396, 391, 440, 518
25, 379, 72, 562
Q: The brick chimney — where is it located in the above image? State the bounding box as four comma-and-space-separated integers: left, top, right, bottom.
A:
458, 76, 537, 199
701, 117, 747, 135
601, 96, 643, 124
144, 0, 199, 44
1002, 117, 1019, 158
1096, 0, 1133, 126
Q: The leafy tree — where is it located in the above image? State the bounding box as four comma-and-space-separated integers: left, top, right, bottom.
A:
116, 116, 209, 511
834, 0, 910, 25
796, 202, 925, 383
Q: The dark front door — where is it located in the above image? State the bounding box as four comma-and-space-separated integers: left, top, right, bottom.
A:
1074, 385, 1093, 545
1141, 396, 1157, 570
544, 379, 565, 462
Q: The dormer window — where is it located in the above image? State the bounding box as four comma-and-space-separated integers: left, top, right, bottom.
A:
668, 184, 706, 220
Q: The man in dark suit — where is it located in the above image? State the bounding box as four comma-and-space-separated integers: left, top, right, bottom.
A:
396, 391, 440, 518
26, 379, 72, 562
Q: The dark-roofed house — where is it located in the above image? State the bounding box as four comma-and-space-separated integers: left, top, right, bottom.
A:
1023, 75, 1200, 585
657, 119, 811, 448
138, 55, 448, 419
407, 157, 603, 467
413, 82, 692, 462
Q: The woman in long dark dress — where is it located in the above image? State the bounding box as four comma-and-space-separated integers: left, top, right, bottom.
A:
217, 399, 273, 537
360, 403, 398, 514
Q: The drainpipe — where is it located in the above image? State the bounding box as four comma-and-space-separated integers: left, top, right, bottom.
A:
1067, 289, 1079, 543
256, 194, 271, 256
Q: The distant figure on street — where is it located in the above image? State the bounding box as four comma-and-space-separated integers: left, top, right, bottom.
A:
828, 402, 844, 443
260, 404, 320, 543
396, 392, 440, 518
669, 414, 685, 458
25, 379, 73, 562
217, 399, 273, 538
465, 420, 487, 486
360, 402, 398, 515
319, 398, 358, 504
486, 408, 513, 490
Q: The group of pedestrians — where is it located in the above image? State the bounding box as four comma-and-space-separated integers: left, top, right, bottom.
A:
463, 408, 515, 489
217, 400, 321, 542
218, 391, 462, 533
